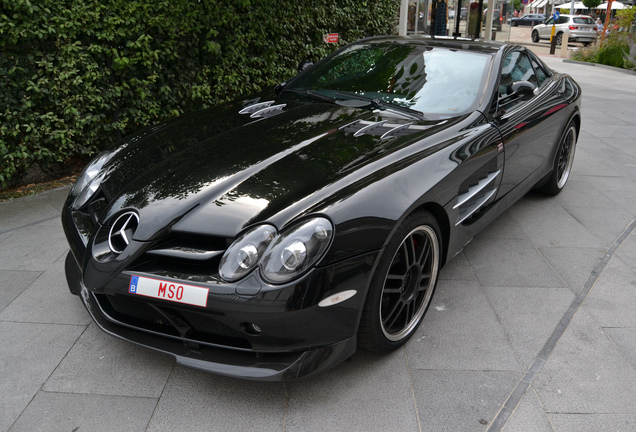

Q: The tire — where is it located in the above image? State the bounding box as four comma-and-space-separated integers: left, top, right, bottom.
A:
538, 120, 577, 196
512, 21, 517, 27
532, 30, 540, 43
358, 211, 441, 353
556, 32, 563, 46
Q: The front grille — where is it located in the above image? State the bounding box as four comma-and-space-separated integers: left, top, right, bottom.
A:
126, 232, 230, 283
97, 294, 250, 349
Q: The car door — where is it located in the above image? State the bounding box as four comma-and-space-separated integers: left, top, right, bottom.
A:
539, 17, 554, 38
493, 49, 568, 200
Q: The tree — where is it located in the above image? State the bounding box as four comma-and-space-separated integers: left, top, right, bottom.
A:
582, 0, 602, 9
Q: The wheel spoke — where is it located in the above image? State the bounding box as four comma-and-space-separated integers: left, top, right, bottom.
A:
383, 287, 402, 294
383, 299, 405, 330
419, 272, 432, 287
406, 236, 416, 266
418, 240, 431, 267
404, 301, 413, 324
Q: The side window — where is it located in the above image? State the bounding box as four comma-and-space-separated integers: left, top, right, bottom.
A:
558, 17, 569, 24
499, 51, 538, 95
545, 18, 554, 25
528, 52, 550, 86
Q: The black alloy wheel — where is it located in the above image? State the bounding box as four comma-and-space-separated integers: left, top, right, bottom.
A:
358, 211, 440, 353
538, 119, 577, 196
532, 30, 540, 43
556, 32, 564, 46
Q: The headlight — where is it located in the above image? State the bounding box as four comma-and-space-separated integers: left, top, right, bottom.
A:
260, 217, 333, 284
219, 217, 334, 285
219, 225, 277, 282
71, 151, 110, 209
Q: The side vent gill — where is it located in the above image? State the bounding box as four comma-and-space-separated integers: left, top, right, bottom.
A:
454, 170, 501, 226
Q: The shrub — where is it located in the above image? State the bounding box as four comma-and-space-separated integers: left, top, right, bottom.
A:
625, 40, 636, 70
0, 0, 400, 188
597, 34, 630, 68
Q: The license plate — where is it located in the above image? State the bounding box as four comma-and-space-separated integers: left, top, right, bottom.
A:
129, 275, 209, 307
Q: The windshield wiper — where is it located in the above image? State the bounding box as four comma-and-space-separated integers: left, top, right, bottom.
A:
334, 91, 425, 121
283, 88, 338, 103
283, 88, 425, 121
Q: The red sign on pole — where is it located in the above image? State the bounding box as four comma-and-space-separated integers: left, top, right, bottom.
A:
324, 33, 339, 44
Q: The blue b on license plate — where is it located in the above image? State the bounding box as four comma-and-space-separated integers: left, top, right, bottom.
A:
129, 275, 209, 307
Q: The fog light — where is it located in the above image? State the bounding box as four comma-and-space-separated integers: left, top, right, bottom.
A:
244, 323, 262, 335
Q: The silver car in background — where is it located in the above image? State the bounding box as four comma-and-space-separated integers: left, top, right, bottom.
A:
531, 14, 597, 46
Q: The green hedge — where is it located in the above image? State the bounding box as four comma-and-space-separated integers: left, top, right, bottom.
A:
0, 0, 399, 188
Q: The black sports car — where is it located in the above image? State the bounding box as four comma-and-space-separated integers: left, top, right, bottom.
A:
62, 36, 580, 381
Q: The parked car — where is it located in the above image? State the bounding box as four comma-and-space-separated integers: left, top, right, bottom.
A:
510, 13, 546, 27
532, 14, 597, 46
483, 9, 503, 31
63, 36, 581, 381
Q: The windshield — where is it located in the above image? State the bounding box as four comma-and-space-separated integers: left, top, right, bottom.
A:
285, 42, 492, 117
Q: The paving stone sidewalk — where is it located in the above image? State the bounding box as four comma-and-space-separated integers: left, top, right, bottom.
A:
1, 56, 635, 431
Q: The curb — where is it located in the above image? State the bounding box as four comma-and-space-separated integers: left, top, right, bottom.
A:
562, 58, 636, 75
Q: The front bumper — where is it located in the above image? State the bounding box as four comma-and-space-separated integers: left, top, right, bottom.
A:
64, 241, 379, 381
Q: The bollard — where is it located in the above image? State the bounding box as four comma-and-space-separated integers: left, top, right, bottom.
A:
492, 30, 496, 40
560, 33, 569, 58
549, 25, 556, 55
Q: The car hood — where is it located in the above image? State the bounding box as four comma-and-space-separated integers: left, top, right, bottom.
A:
96, 96, 466, 241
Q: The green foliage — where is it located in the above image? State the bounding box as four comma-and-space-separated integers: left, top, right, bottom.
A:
616, 6, 636, 30
597, 35, 630, 67
582, 0, 602, 10
625, 40, 636, 70
0, 0, 400, 188
570, 44, 600, 63
571, 32, 633, 69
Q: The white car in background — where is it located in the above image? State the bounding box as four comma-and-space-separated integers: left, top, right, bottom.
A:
531, 14, 597, 46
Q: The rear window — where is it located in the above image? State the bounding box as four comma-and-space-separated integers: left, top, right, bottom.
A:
573, 17, 594, 24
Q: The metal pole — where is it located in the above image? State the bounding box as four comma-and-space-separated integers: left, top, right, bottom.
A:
601, 0, 614, 45
399, 0, 409, 35
485, 0, 496, 39
454, 0, 463, 36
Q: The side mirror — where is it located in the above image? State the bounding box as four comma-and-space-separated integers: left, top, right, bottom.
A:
274, 81, 287, 96
297, 60, 313, 73
507, 80, 535, 99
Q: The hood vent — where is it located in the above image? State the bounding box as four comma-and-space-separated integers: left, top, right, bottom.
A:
340, 120, 432, 139
239, 100, 286, 119
239, 100, 274, 115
